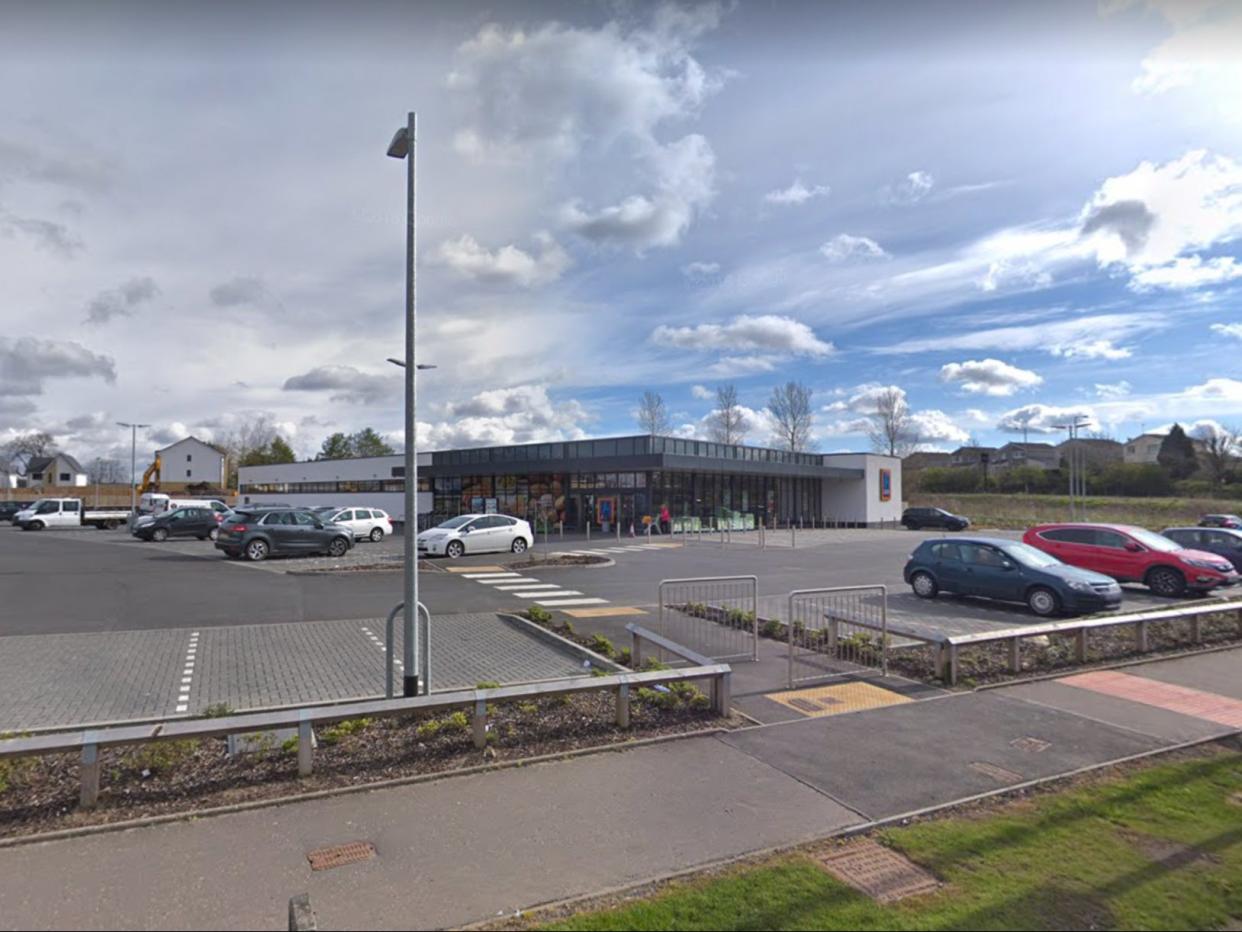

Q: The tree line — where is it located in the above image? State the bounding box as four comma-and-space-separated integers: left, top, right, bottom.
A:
637, 381, 814, 451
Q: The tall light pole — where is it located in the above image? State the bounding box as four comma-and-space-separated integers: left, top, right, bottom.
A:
116, 421, 149, 514
1053, 415, 1090, 520
388, 112, 421, 697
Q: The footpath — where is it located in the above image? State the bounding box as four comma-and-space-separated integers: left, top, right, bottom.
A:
0, 648, 1238, 931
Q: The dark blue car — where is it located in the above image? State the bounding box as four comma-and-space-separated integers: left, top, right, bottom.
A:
903, 536, 1122, 617
1162, 527, 1242, 572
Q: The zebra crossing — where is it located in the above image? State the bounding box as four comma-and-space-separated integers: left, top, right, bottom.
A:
554, 542, 681, 556
456, 570, 607, 607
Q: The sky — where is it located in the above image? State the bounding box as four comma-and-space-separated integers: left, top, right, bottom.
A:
1, 0, 1241, 467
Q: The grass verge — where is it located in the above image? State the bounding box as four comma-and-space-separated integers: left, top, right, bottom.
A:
536, 747, 1242, 931
908, 492, 1241, 531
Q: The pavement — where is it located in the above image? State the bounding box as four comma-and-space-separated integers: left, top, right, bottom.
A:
0, 647, 1237, 931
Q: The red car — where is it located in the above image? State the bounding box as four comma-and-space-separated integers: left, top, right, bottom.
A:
1023, 523, 1240, 597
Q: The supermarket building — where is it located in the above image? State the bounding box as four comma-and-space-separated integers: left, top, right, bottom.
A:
237, 434, 902, 530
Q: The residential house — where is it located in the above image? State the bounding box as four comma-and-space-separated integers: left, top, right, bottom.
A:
156, 436, 227, 487
902, 451, 952, 471
992, 442, 1058, 471
1057, 437, 1123, 468
1124, 432, 1209, 465
23, 454, 88, 488
949, 446, 998, 468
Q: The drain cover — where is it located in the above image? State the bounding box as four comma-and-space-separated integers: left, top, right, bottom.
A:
1010, 736, 1051, 753
970, 761, 1023, 784
817, 839, 939, 902
307, 841, 376, 871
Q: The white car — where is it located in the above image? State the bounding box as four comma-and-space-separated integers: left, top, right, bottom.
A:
417, 514, 533, 558
313, 506, 392, 542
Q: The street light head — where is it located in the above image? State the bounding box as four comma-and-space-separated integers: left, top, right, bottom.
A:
387, 127, 410, 159
387, 357, 405, 368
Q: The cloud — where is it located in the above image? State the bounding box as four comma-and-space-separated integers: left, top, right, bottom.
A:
148, 423, 190, 446
0, 210, 83, 257
0, 136, 115, 192
690, 384, 714, 400
1095, 381, 1133, 399
682, 261, 720, 281
763, 178, 830, 206
1132, 256, 1242, 290
560, 134, 716, 250
881, 170, 934, 205
1182, 377, 1242, 404
878, 312, 1163, 360
0, 337, 116, 396
939, 359, 1043, 397
651, 314, 834, 357
449, 6, 725, 251
209, 276, 270, 307
282, 366, 399, 405
1211, 322, 1242, 340
420, 383, 590, 447
908, 409, 971, 446
996, 403, 1096, 435
85, 276, 159, 324
819, 234, 889, 263
817, 385, 968, 446
433, 232, 570, 287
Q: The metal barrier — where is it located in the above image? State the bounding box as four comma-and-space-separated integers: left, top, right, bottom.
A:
385, 601, 431, 697
787, 585, 888, 687
657, 575, 759, 662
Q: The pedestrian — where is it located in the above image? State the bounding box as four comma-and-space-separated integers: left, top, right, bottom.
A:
660, 503, 671, 535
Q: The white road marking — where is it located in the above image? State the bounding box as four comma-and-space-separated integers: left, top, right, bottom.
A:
492, 582, 560, 590
475, 576, 540, 585
177, 631, 199, 713
536, 597, 609, 607
512, 589, 583, 599
462, 572, 522, 579
360, 625, 403, 668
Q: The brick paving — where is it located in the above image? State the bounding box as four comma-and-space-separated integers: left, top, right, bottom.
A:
0, 613, 593, 730
1059, 669, 1242, 729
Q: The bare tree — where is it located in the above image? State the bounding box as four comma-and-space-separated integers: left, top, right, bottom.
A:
867, 387, 916, 457
1199, 425, 1240, 485
3, 431, 56, 473
214, 415, 279, 487
707, 384, 745, 445
767, 381, 814, 452
87, 457, 126, 484
636, 391, 670, 437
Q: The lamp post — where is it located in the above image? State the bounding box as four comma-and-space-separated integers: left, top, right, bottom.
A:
1053, 415, 1091, 520
387, 112, 422, 697
116, 421, 149, 515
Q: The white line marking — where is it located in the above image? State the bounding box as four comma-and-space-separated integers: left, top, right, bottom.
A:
475, 577, 540, 585
536, 597, 610, 607
492, 583, 561, 591
512, 590, 582, 599
176, 704, 188, 713
461, 572, 522, 579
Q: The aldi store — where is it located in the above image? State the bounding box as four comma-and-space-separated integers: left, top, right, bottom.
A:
238, 434, 902, 530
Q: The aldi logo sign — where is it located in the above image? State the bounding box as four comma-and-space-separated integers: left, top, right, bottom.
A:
879, 468, 892, 502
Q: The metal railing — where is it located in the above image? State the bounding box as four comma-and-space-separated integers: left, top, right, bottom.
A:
385, 601, 431, 698
657, 575, 759, 662
0, 662, 731, 810
787, 585, 888, 687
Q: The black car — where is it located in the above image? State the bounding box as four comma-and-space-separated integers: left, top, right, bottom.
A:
1199, 514, 1242, 530
0, 501, 26, 524
134, 507, 219, 542
1162, 527, 1242, 572
903, 537, 1122, 617
214, 507, 353, 562
901, 507, 970, 531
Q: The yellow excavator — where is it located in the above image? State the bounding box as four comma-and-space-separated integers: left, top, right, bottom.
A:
138, 454, 161, 494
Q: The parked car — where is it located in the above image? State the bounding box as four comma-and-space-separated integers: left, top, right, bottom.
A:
1023, 523, 1240, 597
0, 501, 25, 524
901, 507, 970, 531
133, 507, 220, 542
133, 499, 231, 532
312, 506, 392, 542
417, 514, 533, 558
1199, 514, 1242, 530
1162, 527, 1242, 572
904, 537, 1121, 617
214, 507, 354, 562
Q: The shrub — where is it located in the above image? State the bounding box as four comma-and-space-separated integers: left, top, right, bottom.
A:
444, 711, 470, 733
558, 620, 576, 638
761, 619, 784, 639
202, 703, 234, 718
475, 680, 501, 690
134, 739, 200, 773
415, 719, 442, 740
517, 702, 538, 715
525, 606, 553, 625
587, 634, 615, 658
319, 717, 373, 746
640, 657, 670, 672
616, 647, 633, 666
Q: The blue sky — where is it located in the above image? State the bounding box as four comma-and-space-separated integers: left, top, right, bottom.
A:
1, 0, 1240, 462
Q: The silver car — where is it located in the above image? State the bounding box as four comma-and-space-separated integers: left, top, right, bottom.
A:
417, 514, 533, 558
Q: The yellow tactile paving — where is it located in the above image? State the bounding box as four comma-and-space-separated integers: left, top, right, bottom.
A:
764, 681, 913, 718
445, 565, 507, 573
562, 606, 648, 618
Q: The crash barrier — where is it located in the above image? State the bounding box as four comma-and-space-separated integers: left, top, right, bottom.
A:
0, 660, 732, 809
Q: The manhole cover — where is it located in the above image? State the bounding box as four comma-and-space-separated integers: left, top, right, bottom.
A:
817, 839, 939, 902
971, 761, 1023, 784
307, 841, 376, 871
1010, 736, 1051, 753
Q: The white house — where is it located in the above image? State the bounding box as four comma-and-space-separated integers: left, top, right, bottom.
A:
23, 454, 88, 488
157, 436, 227, 486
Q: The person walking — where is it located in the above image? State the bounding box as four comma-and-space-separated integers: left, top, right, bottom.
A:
659, 503, 671, 535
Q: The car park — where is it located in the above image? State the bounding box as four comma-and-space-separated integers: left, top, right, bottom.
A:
132, 507, 220, 542
1023, 522, 1240, 597
904, 536, 1121, 617
311, 506, 392, 542
214, 507, 354, 561
901, 506, 970, 531
1162, 526, 1242, 572
1199, 514, 1242, 530
417, 514, 533, 558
